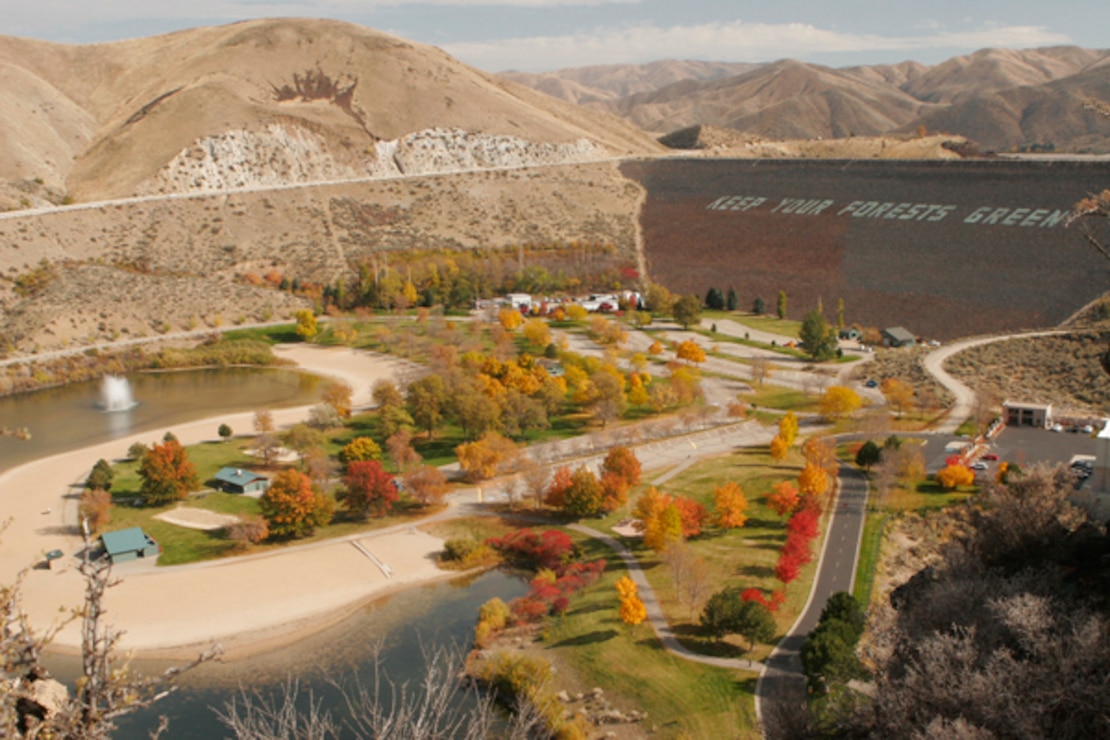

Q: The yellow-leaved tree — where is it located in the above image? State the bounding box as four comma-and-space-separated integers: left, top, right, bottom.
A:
676, 339, 706, 365
714, 481, 749, 529
798, 462, 830, 498
770, 434, 790, 463
936, 463, 975, 490
779, 411, 799, 446
819, 385, 862, 420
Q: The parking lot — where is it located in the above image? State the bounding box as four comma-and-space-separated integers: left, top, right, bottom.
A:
991, 425, 1098, 468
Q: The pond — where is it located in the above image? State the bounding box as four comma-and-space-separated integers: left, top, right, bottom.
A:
45, 569, 527, 739
0, 368, 322, 473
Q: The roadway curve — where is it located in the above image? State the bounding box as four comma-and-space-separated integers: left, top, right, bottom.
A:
754, 465, 869, 731
922, 330, 1066, 433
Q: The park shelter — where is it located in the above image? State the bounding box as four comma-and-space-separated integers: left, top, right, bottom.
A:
213, 467, 270, 494
881, 327, 917, 348
101, 527, 160, 564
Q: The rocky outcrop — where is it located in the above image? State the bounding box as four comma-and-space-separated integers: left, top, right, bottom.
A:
142, 125, 608, 195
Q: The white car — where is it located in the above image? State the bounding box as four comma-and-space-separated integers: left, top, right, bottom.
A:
970, 461, 988, 470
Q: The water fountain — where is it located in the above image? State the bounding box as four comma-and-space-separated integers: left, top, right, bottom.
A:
100, 375, 137, 412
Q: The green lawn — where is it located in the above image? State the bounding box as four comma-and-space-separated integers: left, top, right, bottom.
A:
221, 324, 301, 344
740, 384, 822, 413
725, 313, 803, 339
541, 536, 761, 739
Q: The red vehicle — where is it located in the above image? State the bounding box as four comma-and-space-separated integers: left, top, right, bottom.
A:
982, 453, 999, 461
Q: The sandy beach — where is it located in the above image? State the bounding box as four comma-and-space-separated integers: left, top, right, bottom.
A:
0, 345, 450, 659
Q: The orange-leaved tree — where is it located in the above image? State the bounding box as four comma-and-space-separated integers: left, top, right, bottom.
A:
676, 339, 706, 365
766, 480, 800, 518
456, 431, 518, 482
880, 378, 916, 418
936, 463, 975, 490
714, 481, 749, 529
602, 446, 642, 489
260, 469, 335, 539
798, 462, 831, 498
139, 437, 199, 506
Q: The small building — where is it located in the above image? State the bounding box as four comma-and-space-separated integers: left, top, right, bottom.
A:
101, 527, 160, 564
1003, 400, 1053, 429
881, 327, 917, 348
213, 467, 270, 495
505, 293, 532, 310
838, 328, 861, 341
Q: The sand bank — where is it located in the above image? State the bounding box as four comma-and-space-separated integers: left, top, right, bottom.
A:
0, 345, 451, 659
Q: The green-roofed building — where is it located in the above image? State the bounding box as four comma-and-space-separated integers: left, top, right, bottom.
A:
100, 527, 160, 564
213, 467, 270, 495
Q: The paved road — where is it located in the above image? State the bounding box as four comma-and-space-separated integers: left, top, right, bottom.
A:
755, 465, 869, 732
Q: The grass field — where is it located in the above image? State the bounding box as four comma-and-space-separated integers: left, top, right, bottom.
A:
740, 384, 821, 413
541, 535, 762, 739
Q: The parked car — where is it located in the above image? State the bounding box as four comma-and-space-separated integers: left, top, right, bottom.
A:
1051, 423, 1064, 432
982, 453, 999, 461
865, 379, 878, 388
970, 461, 989, 470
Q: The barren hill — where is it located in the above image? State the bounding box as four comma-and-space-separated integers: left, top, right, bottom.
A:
506, 46, 1110, 152
0, 18, 664, 205
500, 59, 756, 106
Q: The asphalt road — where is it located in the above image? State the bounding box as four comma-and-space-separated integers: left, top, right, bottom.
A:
755, 464, 869, 731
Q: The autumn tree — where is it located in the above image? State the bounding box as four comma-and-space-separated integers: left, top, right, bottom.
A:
294, 309, 318, 341
676, 339, 707, 366
770, 434, 790, 463
456, 431, 518, 482
618, 591, 647, 632
803, 436, 839, 476
521, 317, 551, 349
283, 423, 325, 465
880, 377, 915, 418
798, 462, 831, 498
340, 460, 399, 519
766, 480, 800, 518
799, 309, 839, 362
819, 385, 862, 420
253, 409, 275, 434
322, 381, 354, 419
544, 465, 574, 509
498, 307, 524, 331
602, 446, 641, 489
386, 429, 422, 472
372, 379, 404, 410
672, 294, 703, 330
139, 437, 199, 506
402, 465, 449, 506
228, 515, 269, 549
662, 541, 713, 618
588, 365, 627, 427
339, 436, 382, 467
562, 466, 604, 518
259, 469, 335, 539
779, 411, 799, 446
714, 481, 749, 529
643, 503, 684, 553
936, 463, 975, 490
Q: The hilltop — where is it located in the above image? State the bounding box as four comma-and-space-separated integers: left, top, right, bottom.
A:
505, 47, 1110, 153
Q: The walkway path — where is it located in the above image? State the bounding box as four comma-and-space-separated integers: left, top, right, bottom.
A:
568, 523, 764, 672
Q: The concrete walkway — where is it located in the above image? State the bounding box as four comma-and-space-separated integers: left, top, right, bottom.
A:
568, 523, 764, 673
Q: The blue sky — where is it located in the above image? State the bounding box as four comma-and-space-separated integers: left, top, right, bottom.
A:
3, 1, 1106, 73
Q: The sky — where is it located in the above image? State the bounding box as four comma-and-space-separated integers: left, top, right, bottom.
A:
2, 1, 1107, 73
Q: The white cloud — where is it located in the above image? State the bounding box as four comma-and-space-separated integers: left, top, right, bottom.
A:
444, 20, 1073, 72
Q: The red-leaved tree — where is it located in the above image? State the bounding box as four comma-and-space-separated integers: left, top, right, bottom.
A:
340, 460, 399, 519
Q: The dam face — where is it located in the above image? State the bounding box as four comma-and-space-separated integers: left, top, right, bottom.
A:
623, 158, 1110, 339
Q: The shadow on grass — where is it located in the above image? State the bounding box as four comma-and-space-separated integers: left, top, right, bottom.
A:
552, 629, 619, 648
736, 564, 774, 579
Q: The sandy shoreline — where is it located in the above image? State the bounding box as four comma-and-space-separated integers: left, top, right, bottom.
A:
0, 345, 455, 661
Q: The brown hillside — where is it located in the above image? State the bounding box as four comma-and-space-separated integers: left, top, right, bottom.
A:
501, 59, 756, 106
612, 59, 934, 137
0, 18, 664, 202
